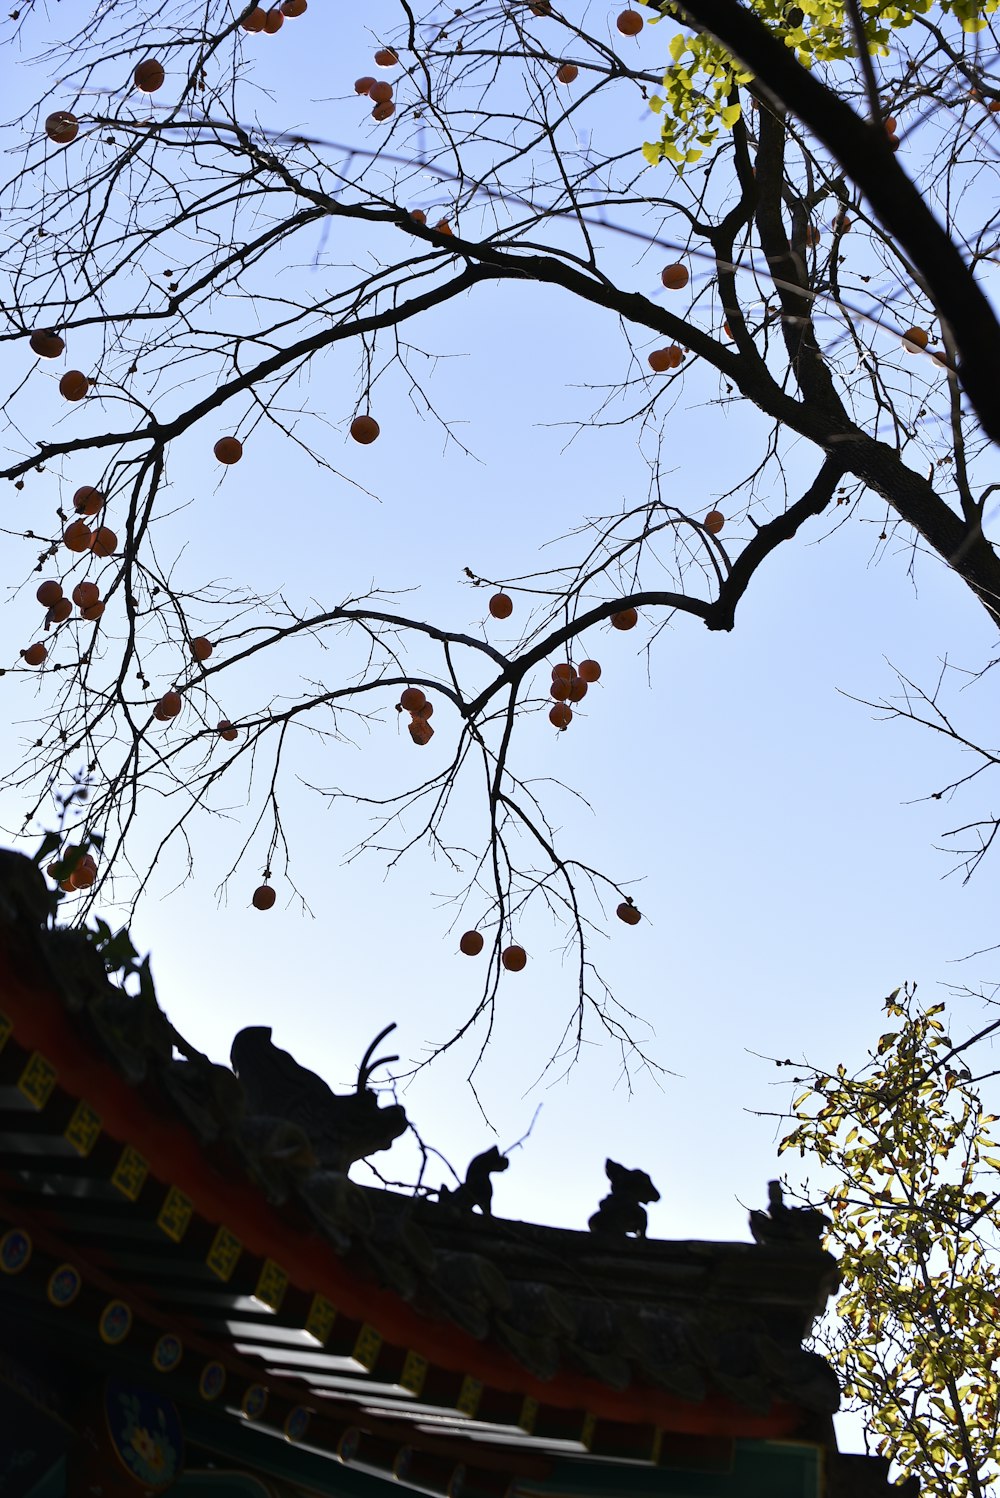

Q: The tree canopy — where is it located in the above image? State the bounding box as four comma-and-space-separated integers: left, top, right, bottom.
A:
780, 986, 1000, 1498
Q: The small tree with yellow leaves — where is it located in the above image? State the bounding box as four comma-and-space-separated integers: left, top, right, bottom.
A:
780, 986, 1000, 1498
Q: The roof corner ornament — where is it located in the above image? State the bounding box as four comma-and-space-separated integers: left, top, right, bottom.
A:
229, 1021, 408, 1174
749, 1180, 830, 1246
587, 1158, 660, 1238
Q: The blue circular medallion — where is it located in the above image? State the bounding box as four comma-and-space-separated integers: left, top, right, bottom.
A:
47, 1263, 81, 1307
241, 1383, 268, 1421
338, 1428, 360, 1463
0, 1229, 31, 1275
198, 1361, 226, 1401
99, 1300, 133, 1345
152, 1334, 183, 1373
284, 1406, 310, 1443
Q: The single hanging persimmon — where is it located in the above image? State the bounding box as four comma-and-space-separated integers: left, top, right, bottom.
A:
59, 370, 89, 401
217, 720, 238, 741
489, 592, 513, 619
501, 944, 527, 972
556, 62, 578, 83
241, 6, 267, 29
704, 509, 724, 534
610, 606, 638, 631
63, 519, 93, 552
647, 348, 672, 372
282, 0, 307, 14
459, 930, 484, 956
617, 900, 641, 926
134, 59, 165, 92
372, 101, 395, 121
617, 9, 643, 33
36, 580, 63, 607
529, 0, 551, 13
434, 218, 453, 235
550, 680, 571, 701
44, 112, 78, 145
578, 659, 601, 682
552, 662, 574, 683
90, 526, 117, 557
81, 600, 105, 621
21, 643, 47, 666
355, 75, 377, 93
72, 581, 100, 609
549, 703, 572, 729
661, 263, 689, 290
350, 414, 380, 444
191, 637, 213, 661
252, 885, 276, 910
263, 7, 284, 30
73, 486, 103, 514
369, 80, 393, 103
214, 436, 243, 464
158, 690, 182, 719
49, 598, 72, 623
30, 329, 65, 358
409, 209, 427, 225
374, 47, 398, 65
409, 718, 434, 746
399, 686, 426, 713
566, 677, 587, 702
666, 344, 684, 368
901, 326, 928, 353
412, 699, 433, 720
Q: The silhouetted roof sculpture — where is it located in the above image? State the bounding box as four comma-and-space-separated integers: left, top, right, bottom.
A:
0, 851, 914, 1496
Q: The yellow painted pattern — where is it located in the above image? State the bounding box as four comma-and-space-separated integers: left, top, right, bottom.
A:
352, 1322, 382, 1370
111, 1144, 149, 1202
253, 1258, 288, 1312
157, 1186, 193, 1243
64, 1100, 101, 1157
17, 1052, 56, 1110
457, 1375, 483, 1418
205, 1225, 242, 1282
400, 1350, 428, 1396
305, 1293, 336, 1345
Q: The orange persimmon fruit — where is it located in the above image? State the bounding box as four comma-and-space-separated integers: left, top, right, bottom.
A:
36, 580, 63, 607
30, 328, 65, 357
350, 414, 380, 444
459, 929, 484, 956
214, 436, 243, 464
59, 370, 89, 401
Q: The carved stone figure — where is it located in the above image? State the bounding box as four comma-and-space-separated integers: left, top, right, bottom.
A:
749, 1180, 829, 1246
229, 1022, 407, 1173
588, 1159, 660, 1238
439, 1145, 509, 1215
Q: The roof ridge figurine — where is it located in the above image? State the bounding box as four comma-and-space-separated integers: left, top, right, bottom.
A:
588, 1159, 660, 1238
749, 1180, 830, 1246
439, 1145, 510, 1215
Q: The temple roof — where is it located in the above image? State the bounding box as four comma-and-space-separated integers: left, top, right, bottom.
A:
0, 850, 883, 1495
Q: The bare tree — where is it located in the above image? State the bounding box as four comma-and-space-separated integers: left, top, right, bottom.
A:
2, 0, 998, 1074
